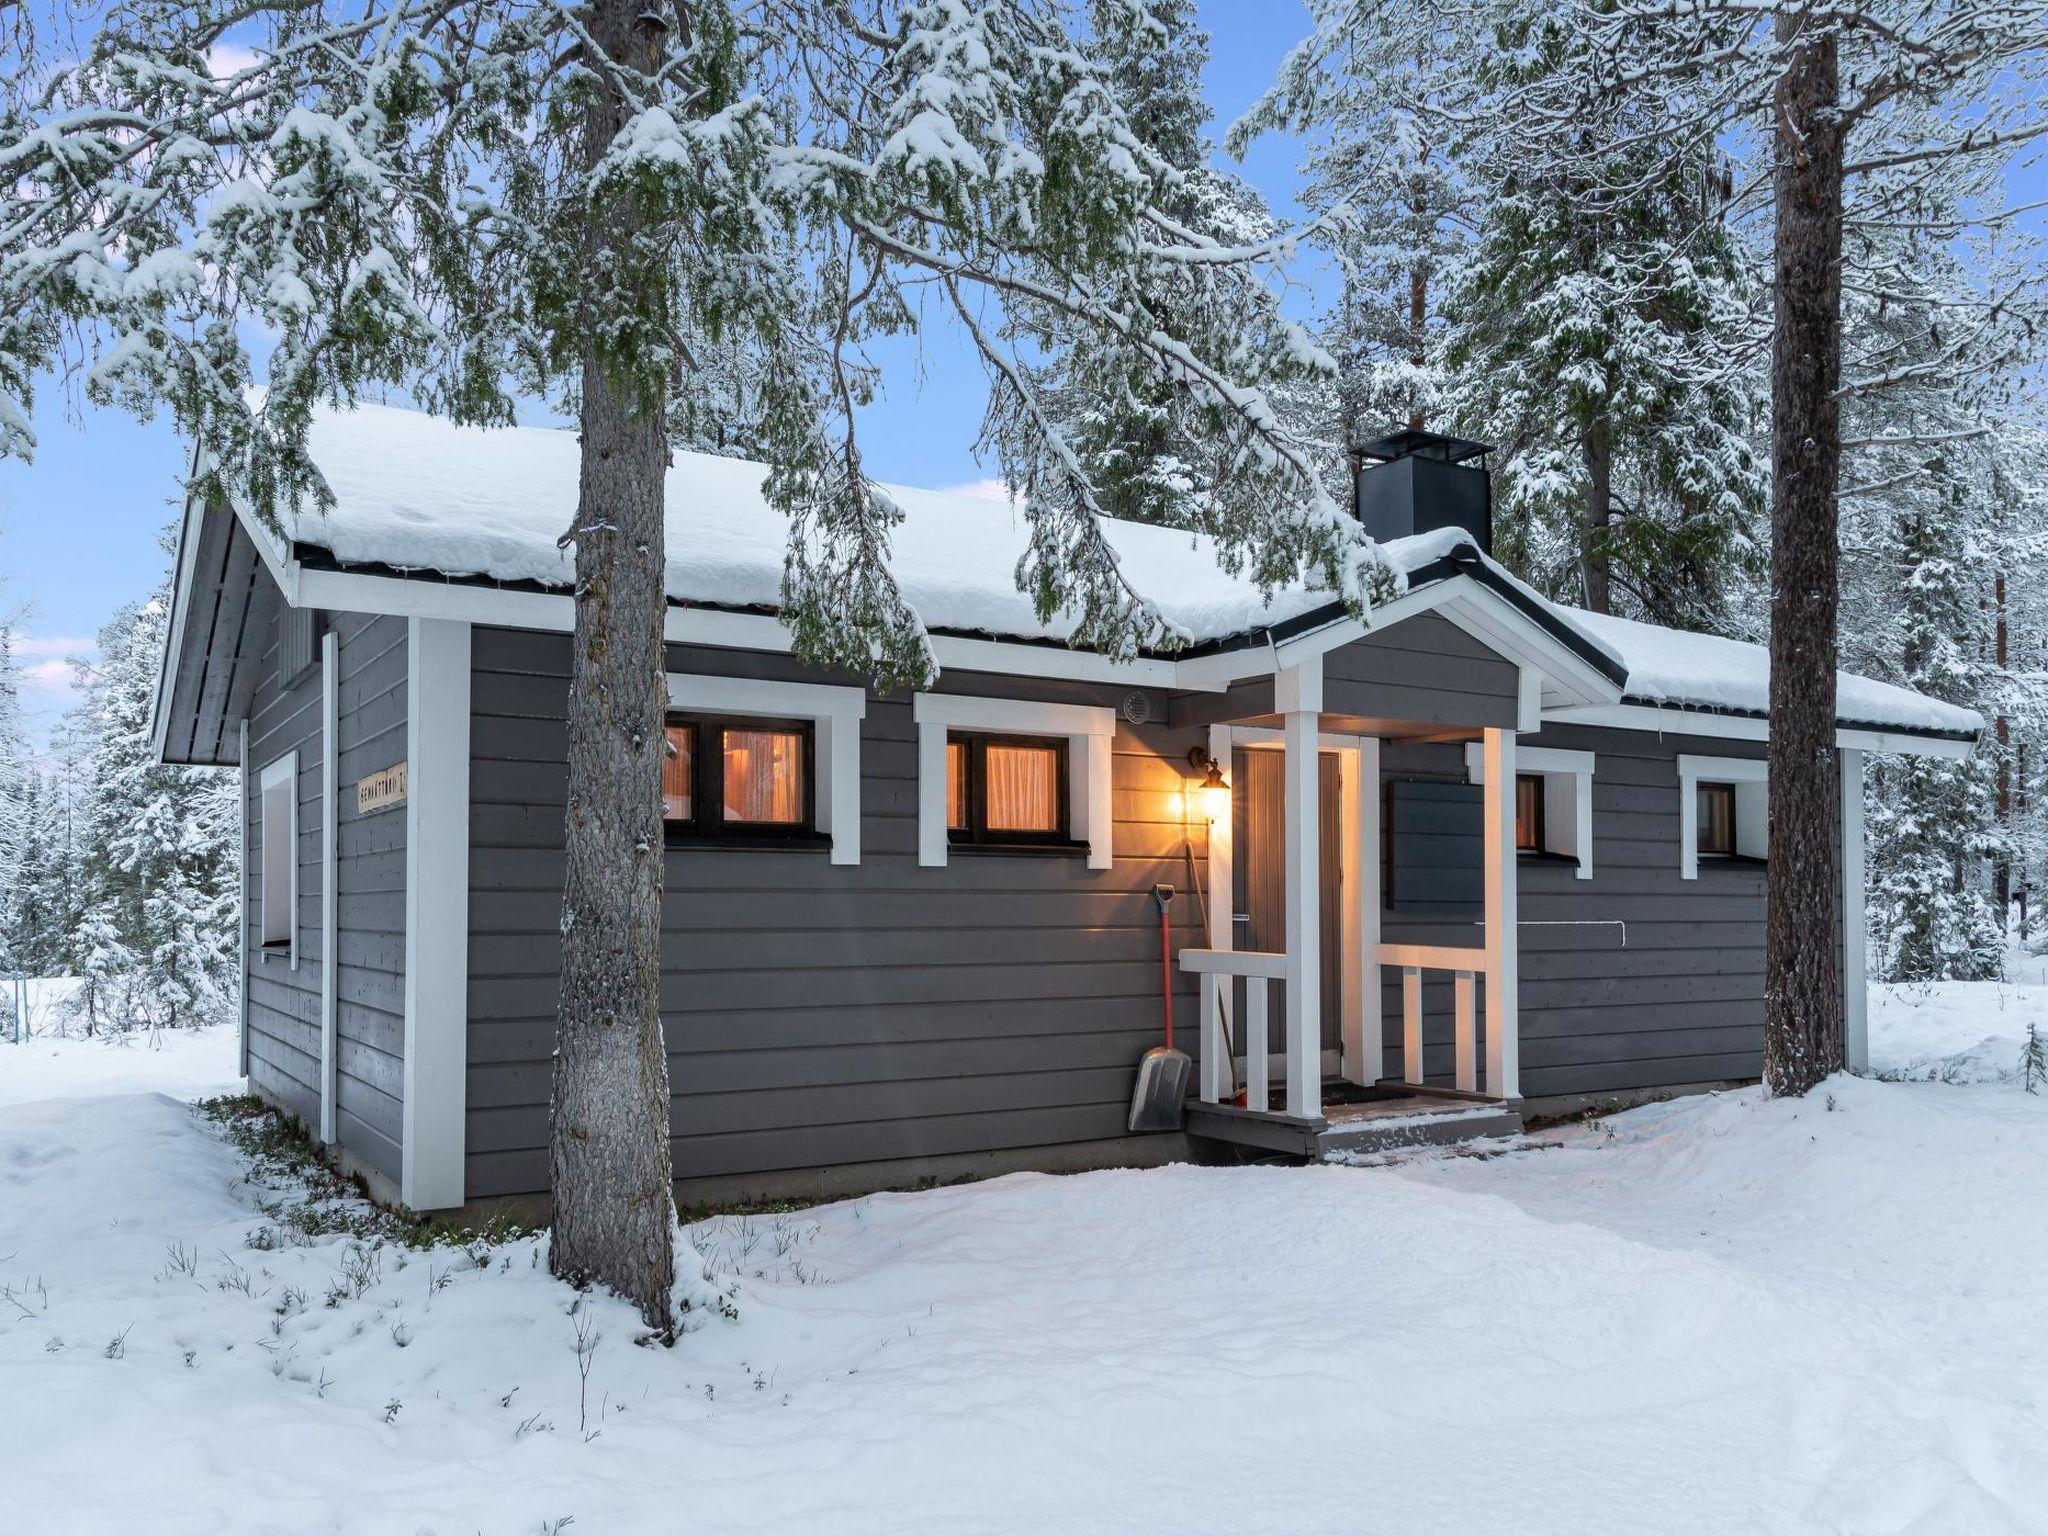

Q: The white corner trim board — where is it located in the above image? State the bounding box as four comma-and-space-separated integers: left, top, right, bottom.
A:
665, 671, 867, 866
319, 630, 339, 1146
1467, 742, 1596, 878
402, 618, 472, 1212
1841, 747, 1869, 1072
1676, 752, 1768, 880
238, 719, 250, 1079
911, 692, 1117, 870
257, 751, 300, 969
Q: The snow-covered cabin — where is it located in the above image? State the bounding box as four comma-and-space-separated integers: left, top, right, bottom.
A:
153, 405, 1979, 1214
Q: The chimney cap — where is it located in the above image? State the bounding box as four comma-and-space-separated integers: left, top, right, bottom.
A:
1358, 428, 1492, 465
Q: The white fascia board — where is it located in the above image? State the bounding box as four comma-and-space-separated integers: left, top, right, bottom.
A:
149, 442, 210, 762
294, 563, 1196, 692
1838, 726, 1975, 760
911, 691, 1117, 871
666, 671, 867, 866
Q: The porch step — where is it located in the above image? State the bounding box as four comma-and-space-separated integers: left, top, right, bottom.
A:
1184, 1093, 1524, 1161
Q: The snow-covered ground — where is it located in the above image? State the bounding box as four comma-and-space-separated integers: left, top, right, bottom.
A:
2, 984, 2044, 1536
0, 1017, 240, 1106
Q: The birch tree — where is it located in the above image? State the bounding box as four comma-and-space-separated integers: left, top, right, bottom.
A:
3, 0, 1384, 1330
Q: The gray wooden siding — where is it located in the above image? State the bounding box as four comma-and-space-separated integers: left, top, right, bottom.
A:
1371, 725, 1774, 1097
464, 627, 1207, 1200
1512, 723, 1770, 1100
1324, 611, 1519, 728
331, 614, 408, 1183
241, 607, 407, 1187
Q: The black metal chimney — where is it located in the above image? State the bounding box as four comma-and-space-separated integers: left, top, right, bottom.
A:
1354, 429, 1493, 556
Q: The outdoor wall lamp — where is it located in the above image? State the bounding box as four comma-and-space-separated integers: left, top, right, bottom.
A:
1186, 747, 1230, 824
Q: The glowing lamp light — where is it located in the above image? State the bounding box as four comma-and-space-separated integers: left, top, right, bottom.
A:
1186, 747, 1230, 823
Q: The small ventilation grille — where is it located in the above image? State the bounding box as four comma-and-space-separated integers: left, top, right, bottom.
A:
1120, 690, 1153, 726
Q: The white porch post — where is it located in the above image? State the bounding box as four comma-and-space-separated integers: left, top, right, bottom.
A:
1342, 738, 1378, 1086
319, 629, 339, 1145
1279, 664, 1322, 1119
1482, 724, 1521, 1100
1841, 746, 1868, 1072
1203, 722, 1235, 1104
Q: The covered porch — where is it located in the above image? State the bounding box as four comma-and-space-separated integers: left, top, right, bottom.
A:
1170, 648, 1541, 1160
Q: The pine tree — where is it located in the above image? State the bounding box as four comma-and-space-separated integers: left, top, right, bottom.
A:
1028, 0, 1288, 526
58, 583, 239, 1034
0, 623, 29, 972
1436, 14, 1767, 623
1233, 0, 1481, 449
5, 0, 1381, 1330
2022, 1021, 2045, 1094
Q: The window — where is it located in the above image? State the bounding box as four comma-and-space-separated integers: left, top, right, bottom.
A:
661, 716, 816, 840
911, 692, 1116, 870
1464, 743, 1596, 878
946, 732, 1074, 846
1514, 773, 1544, 853
258, 754, 298, 962
1696, 782, 1737, 856
1676, 754, 1767, 878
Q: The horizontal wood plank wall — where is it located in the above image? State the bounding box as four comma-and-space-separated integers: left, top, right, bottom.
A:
243, 597, 321, 1129
1373, 725, 1771, 1097
1324, 612, 1519, 729
331, 614, 409, 1186
464, 627, 1208, 1200
241, 605, 407, 1187
1512, 724, 1768, 1097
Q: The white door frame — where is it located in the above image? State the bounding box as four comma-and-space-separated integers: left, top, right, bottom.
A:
1207, 723, 1376, 1090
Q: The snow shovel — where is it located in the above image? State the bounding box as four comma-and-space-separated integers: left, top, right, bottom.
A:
1128, 884, 1191, 1133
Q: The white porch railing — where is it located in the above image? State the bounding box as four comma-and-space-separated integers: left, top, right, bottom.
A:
1375, 942, 1491, 1094
1178, 948, 1299, 1114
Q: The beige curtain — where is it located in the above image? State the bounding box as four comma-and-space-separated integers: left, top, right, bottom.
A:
985, 743, 1059, 832
723, 728, 803, 823
662, 725, 694, 821
947, 740, 968, 829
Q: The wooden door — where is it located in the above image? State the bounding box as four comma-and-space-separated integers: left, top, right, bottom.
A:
1231, 748, 1343, 1079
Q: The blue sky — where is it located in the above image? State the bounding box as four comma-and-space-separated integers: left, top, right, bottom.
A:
0, 1, 1312, 745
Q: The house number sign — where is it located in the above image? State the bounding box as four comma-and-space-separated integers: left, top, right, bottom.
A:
356, 761, 408, 815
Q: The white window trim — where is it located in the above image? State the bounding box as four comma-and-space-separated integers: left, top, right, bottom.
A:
912, 693, 1115, 870
1466, 742, 1595, 879
258, 751, 300, 967
1676, 753, 1767, 879
665, 672, 867, 866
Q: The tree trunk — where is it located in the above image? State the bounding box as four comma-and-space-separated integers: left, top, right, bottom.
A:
1581, 415, 1614, 614
1407, 261, 1427, 431
1763, 14, 1846, 1098
547, 0, 678, 1334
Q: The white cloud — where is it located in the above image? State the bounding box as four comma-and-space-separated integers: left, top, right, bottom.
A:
206, 42, 262, 79
934, 478, 1018, 504
9, 636, 95, 708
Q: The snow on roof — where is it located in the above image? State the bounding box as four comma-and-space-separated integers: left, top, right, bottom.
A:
1562, 607, 1983, 738
284, 401, 1388, 648
281, 403, 1979, 739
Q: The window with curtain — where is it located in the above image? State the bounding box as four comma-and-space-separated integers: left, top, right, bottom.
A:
661, 716, 814, 840
1514, 773, 1544, 853
1696, 782, 1737, 856
946, 732, 1072, 846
